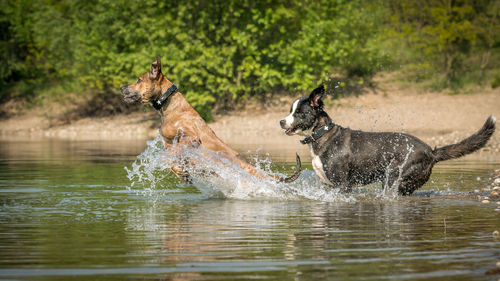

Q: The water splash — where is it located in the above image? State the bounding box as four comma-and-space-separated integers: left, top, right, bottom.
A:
124, 135, 170, 193
124, 134, 356, 202
125, 134, 465, 203
381, 139, 416, 199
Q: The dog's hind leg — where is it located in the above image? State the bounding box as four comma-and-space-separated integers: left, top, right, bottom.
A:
397, 177, 427, 195
397, 171, 432, 195
395, 163, 433, 195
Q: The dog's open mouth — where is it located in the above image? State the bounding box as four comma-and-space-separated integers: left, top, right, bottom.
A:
285, 128, 296, 136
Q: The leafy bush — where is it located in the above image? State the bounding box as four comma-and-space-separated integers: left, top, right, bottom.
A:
492, 74, 500, 89
385, 0, 500, 89
1, 0, 498, 120
0, 0, 389, 119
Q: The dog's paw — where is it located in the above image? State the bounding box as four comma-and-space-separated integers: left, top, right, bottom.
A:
170, 167, 192, 184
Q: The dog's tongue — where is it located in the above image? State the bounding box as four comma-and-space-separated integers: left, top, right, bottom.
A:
285, 128, 295, 136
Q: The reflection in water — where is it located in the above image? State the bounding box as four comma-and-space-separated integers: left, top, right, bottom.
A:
123, 198, 499, 280
0, 139, 499, 280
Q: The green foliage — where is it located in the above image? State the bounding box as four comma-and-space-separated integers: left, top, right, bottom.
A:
492, 74, 500, 89
0, 0, 388, 119
0, 0, 498, 119
386, 0, 500, 89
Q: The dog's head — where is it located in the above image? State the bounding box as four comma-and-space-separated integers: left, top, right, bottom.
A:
121, 56, 165, 104
280, 84, 325, 136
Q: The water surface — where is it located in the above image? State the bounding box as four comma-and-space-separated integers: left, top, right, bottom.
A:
0, 138, 499, 280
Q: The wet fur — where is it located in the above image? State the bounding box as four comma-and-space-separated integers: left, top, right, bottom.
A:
121, 57, 301, 183
281, 84, 496, 195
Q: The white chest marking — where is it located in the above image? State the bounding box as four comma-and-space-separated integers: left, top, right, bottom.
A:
309, 146, 334, 185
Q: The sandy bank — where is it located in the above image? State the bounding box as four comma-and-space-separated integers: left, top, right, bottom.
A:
1, 81, 499, 160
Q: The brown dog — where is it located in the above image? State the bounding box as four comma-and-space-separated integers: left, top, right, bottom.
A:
121, 57, 301, 184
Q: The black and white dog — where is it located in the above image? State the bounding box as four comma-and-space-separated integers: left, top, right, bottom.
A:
280, 84, 496, 195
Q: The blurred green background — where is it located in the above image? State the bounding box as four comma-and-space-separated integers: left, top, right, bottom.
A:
1, 0, 499, 120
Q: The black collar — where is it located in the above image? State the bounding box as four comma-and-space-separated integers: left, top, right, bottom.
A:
152, 83, 178, 110
300, 120, 335, 144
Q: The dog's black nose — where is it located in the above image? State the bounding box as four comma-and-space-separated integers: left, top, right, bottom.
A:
280, 120, 286, 128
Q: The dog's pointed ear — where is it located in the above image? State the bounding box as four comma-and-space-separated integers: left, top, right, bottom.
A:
149, 56, 162, 80
308, 84, 325, 107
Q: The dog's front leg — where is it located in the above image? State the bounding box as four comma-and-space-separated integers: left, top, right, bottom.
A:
164, 136, 202, 184
170, 165, 192, 183
322, 161, 352, 192
336, 172, 352, 193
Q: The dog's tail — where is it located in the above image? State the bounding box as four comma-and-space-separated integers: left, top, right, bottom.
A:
278, 153, 302, 183
432, 115, 496, 162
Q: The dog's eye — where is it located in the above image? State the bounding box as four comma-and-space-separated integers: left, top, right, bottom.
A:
136, 78, 142, 84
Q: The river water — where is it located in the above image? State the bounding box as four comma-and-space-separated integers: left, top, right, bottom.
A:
0, 138, 499, 280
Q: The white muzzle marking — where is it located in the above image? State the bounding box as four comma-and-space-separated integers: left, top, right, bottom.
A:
283, 99, 300, 128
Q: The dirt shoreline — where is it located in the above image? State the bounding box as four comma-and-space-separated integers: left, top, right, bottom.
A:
1, 81, 499, 160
